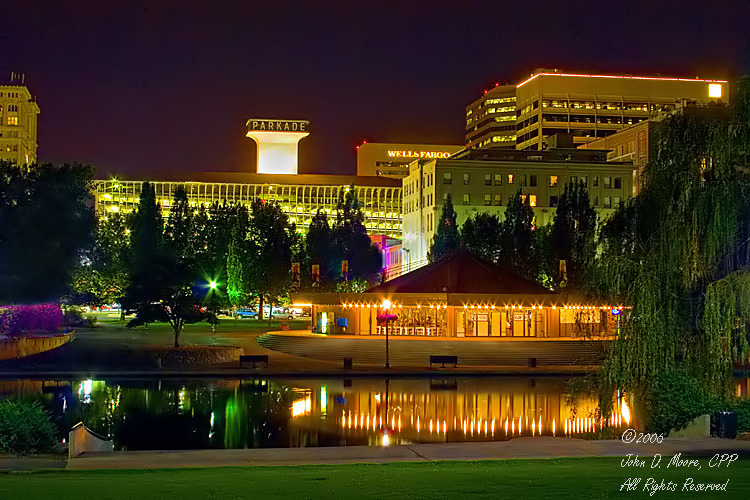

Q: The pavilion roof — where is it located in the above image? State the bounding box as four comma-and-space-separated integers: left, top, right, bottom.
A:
368, 249, 554, 295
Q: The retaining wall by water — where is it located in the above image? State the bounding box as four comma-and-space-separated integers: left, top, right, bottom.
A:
0, 332, 74, 361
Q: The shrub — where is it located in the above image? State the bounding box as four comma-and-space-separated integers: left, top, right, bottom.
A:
642, 369, 716, 434
0, 303, 63, 336
62, 307, 97, 328
0, 399, 58, 455
730, 399, 750, 433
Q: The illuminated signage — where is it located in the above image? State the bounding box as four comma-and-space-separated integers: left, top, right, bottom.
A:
247, 119, 310, 132
386, 150, 452, 159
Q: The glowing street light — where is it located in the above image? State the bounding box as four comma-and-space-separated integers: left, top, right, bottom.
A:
208, 280, 218, 290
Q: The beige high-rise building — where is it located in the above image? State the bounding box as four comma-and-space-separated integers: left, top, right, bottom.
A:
466, 69, 729, 152
0, 73, 39, 166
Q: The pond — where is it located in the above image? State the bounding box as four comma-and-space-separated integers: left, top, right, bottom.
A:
2, 376, 749, 450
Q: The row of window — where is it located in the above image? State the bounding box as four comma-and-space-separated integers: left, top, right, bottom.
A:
542, 100, 666, 112
442, 172, 623, 189
451, 192, 621, 209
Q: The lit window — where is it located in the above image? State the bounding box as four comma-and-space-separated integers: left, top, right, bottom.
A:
494, 194, 502, 206
7, 116, 18, 126
494, 174, 502, 186
508, 173, 514, 184
484, 194, 491, 206
529, 195, 537, 207
604, 196, 611, 208
463, 173, 471, 185
463, 193, 470, 205
484, 174, 491, 185
614, 196, 621, 208
443, 172, 452, 184
549, 175, 558, 187
709, 84, 722, 98
604, 177, 611, 188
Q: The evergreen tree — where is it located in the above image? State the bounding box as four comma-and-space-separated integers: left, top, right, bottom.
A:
247, 199, 296, 323
305, 210, 337, 287
499, 189, 535, 278
461, 212, 503, 263
123, 183, 211, 347
332, 186, 382, 285
164, 186, 192, 258
550, 180, 597, 288
428, 194, 460, 262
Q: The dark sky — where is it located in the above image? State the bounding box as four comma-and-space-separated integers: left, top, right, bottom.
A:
2, 1, 749, 177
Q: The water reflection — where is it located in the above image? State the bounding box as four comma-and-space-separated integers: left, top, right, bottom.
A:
0, 377, 745, 450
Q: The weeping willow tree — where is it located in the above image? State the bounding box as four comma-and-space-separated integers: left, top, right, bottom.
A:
599, 76, 750, 399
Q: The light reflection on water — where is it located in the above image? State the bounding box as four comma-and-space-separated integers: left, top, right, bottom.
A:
0, 377, 747, 450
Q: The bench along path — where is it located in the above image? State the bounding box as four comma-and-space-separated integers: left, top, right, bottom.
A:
257, 331, 607, 367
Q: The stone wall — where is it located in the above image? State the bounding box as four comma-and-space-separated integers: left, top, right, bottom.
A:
0, 332, 74, 360
145, 345, 244, 367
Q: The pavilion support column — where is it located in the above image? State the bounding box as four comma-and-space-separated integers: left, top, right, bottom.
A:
446, 307, 455, 338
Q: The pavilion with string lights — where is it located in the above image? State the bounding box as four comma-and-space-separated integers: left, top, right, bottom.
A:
294, 249, 622, 338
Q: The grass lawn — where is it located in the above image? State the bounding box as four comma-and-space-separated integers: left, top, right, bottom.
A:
1, 457, 748, 499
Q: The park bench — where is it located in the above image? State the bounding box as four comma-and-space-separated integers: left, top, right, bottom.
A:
429, 355, 458, 368
240, 354, 269, 368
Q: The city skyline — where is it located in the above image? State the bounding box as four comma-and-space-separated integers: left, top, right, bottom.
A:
2, 1, 749, 177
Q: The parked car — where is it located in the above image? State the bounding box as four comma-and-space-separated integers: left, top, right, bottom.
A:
235, 308, 258, 319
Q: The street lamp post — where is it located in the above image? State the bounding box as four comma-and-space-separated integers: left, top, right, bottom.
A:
382, 299, 392, 369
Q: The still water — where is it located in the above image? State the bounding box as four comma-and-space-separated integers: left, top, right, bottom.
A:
2, 377, 749, 450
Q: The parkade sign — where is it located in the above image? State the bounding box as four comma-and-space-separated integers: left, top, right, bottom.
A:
247, 119, 310, 132
386, 150, 452, 159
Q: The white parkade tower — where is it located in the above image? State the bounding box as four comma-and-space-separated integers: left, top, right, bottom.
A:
245, 119, 310, 174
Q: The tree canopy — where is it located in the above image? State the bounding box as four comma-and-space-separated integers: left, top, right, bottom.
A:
0, 162, 95, 304
428, 194, 460, 262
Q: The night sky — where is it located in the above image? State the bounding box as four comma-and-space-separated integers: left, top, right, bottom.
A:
2, 1, 749, 177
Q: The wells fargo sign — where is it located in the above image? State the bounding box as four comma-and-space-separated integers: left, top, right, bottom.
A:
247, 119, 310, 132
386, 150, 452, 159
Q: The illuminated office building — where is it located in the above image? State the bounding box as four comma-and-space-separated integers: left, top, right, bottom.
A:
94, 172, 402, 238
465, 84, 517, 149
466, 70, 729, 152
0, 73, 39, 166
356, 142, 463, 178
401, 149, 635, 267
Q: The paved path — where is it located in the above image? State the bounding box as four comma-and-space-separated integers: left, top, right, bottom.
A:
65, 438, 750, 470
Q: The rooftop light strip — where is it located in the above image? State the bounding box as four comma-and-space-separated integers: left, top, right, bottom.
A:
516, 72, 728, 88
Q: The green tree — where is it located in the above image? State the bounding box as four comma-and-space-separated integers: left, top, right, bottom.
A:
164, 186, 192, 258
305, 210, 337, 287
461, 212, 503, 263
226, 219, 251, 308
499, 189, 536, 278
122, 183, 211, 347
247, 199, 296, 323
428, 193, 460, 262
332, 186, 382, 284
550, 180, 597, 288
0, 162, 95, 303
70, 212, 129, 306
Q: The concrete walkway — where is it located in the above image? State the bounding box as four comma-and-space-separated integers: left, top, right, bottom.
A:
65, 438, 750, 470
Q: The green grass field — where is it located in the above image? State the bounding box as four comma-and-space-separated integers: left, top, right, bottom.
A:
2, 457, 748, 499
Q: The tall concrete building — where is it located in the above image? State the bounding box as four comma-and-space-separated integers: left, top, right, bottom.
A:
402, 149, 635, 268
465, 70, 729, 152
465, 84, 517, 149
0, 73, 39, 166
